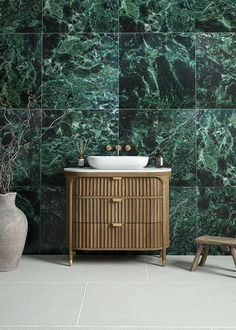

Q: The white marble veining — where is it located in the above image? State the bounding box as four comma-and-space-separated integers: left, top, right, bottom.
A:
64, 167, 171, 173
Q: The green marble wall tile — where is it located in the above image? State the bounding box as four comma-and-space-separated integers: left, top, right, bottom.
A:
119, 0, 194, 32
41, 110, 118, 186
0, 110, 41, 187
196, 33, 235, 109
119, 33, 195, 109
197, 110, 236, 187
168, 188, 197, 255
119, 110, 196, 186
195, 0, 236, 32
40, 186, 66, 254
197, 187, 236, 254
0, 0, 42, 33
15, 187, 40, 254
0, 34, 42, 109
43, 0, 118, 32
43, 33, 118, 109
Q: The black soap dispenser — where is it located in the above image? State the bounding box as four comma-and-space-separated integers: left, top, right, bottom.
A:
155, 149, 163, 168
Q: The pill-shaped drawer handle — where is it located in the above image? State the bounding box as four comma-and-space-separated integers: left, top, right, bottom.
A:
112, 198, 122, 202
112, 176, 122, 180
112, 223, 123, 227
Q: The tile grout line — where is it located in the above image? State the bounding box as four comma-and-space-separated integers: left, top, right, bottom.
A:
144, 258, 150, 284
76, 282, 88, 326
39, 0, 43, 255
118, 0, 120, 140
0, 325, 229, 328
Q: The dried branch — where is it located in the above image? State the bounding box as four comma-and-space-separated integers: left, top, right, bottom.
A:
0, 89, 69, 194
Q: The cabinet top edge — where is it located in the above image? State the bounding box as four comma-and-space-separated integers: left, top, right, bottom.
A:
64, 167, 171, 173
64, 167, 172, 177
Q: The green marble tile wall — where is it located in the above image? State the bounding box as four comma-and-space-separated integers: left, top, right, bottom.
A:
0, 1, 235, 255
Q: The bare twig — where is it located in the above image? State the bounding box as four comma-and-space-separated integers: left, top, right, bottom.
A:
0, 90, 69, 194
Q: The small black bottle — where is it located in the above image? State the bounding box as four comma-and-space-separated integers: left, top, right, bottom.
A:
155, 149, 163, 168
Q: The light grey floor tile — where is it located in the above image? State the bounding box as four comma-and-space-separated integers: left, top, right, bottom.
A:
146, 255, 236, 283
79, 283, 236, 327
0, 328, 213, 330
0, 328, 79, 330
214, 328, 236, 330
0, 283, 85, 326
0, 255, 147, 283
79, 328, 213, 330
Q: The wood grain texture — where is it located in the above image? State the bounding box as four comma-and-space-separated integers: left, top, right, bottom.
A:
195, 235, 236, 247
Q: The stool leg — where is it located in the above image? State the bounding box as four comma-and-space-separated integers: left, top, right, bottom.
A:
199, 245, 210, 266
230, 247, 236, 267
190, 244, 204, 272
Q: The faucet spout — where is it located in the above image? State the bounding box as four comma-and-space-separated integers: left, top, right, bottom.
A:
115, 145, 122, 156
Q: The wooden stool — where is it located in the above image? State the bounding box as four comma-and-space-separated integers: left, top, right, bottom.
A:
190, 235, 236, 272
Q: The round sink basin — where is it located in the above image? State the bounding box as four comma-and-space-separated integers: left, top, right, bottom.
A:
88, 156, 149, 170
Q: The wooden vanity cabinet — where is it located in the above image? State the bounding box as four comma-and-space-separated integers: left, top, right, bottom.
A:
64, 169, 171, 266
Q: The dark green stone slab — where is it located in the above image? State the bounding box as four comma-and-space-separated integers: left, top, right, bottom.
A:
0, 110, 41, 187
41, 110, 118, 186
196, 33, 235, 109
15, 187, 40, 254
195, 0, 236, 32
0, 34, 42, 109
197, 110, 236, 187
43, 34, 118, 109
0, 0, 42, 33
119, 33, 195, 109
40, 186, 66, 254
119, 110, 196, 187
197, 187, 236, 254
168, 188, 197, 255
43, 0, 118, 32
119, 0, 194, 32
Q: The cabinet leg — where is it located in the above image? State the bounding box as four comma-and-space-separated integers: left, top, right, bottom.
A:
162, 249, 166, 267
69, 249, 73, 266
160, 250, 163, 258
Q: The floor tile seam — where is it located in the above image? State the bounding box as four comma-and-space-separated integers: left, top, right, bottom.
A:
0, 281, 235, 285
144, 257, 150, 284
0, 326, 219, 329
0, 281, 149, 284
76, 283, 88, 326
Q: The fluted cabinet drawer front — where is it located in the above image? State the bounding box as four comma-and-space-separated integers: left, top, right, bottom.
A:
72, 223, 163, 249
72, 198, 119, 223
73, 177, 163, 197
73, 177, 121, 197
120, 198, 163, 223
121, 177, 162, 197
72, 197, 163, 223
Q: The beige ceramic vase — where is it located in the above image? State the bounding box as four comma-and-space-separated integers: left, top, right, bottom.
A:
0, 193, 28, 271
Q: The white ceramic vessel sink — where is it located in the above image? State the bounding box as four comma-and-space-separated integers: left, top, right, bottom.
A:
88, 156, 149, 170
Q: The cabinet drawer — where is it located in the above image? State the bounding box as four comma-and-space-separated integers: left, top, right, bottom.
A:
72, 197, 163, 223
73, 177, 163, 197
72, 223, 163, 249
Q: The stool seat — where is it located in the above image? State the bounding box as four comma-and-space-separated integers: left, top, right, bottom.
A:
190, 235, 236, 272
195, 235, 236, 247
